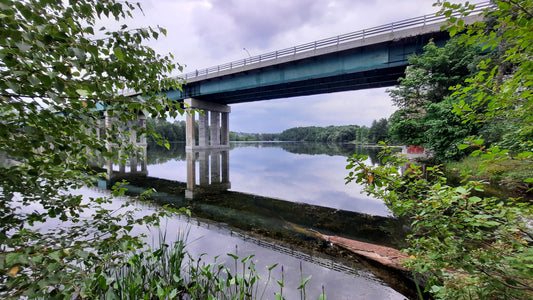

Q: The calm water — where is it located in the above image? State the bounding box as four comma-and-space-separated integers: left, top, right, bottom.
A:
101, 142, 413, 299
147, 142, 390, 216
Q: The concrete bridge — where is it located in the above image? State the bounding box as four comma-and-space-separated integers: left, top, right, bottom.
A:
124, 4, 488, 150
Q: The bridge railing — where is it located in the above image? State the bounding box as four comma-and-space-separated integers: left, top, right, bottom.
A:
180, 1, 491, 81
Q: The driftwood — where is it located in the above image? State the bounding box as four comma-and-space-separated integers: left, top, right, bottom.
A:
319, 234, 409, 271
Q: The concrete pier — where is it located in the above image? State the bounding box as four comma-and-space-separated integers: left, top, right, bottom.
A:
185, 149, 231, 199
185, 98, 230, 150
104, 111, 148, 180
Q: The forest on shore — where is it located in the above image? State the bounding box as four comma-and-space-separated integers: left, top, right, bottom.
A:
147, 117, 390, 144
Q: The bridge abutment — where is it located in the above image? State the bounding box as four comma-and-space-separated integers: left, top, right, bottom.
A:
185, 98, 231, 150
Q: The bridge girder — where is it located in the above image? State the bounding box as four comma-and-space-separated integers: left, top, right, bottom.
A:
170, 30, 449, 105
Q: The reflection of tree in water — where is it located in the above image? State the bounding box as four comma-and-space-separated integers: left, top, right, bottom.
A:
147, 141, 391, 166
147, 142, 186, 164
230, 142, 384, 165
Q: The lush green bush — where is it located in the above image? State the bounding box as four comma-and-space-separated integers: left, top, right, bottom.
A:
346, 144, 532, 299
446, 155, 533, 191
348, 1, 533, 298
387, 37, 484, 162
0, 0, 184, 297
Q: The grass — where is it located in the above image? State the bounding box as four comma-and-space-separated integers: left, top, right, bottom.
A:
83, 230, 326, 299
445, 155, 533, 195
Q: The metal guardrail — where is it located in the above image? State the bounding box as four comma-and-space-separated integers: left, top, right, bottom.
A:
180, 1, 491, 81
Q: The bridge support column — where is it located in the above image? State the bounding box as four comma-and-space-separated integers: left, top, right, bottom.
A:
103, 111, 148, 180
210, 111, 220, 147
185, 149, 231, 199
186, 108, 196, 149
221, 112, 229, 145
198, 112, 208, 148
185, 98, 231, 150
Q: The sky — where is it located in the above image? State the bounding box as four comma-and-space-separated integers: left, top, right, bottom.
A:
125, 0, 444, 133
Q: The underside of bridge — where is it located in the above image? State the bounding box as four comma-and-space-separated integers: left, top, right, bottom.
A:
190, 65, 408, 104
177, 29, 449, 150
173, 31, 448, 103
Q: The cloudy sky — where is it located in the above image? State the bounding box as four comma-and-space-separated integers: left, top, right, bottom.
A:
126, 0, 444, 133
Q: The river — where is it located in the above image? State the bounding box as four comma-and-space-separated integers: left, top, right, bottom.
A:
98, 141, 415, 299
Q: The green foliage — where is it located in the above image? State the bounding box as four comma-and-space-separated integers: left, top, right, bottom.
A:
387, 38, 483, 160
346, 145, 533, 299
74, 230, 322, 299
277, 124, 374, 144
230, 132, 277, 141
388, 108, 426, 146
444, 0, 533, 152
390, 98, 479, 161
146, 118, 187, 142
439, 0, 533, 182
368, 118, 390, 144
228, 122, 385, 144
424, 99, 480, 161
446, 149, 533, 190
348, 1, 533, 298
389, 38, 481, 109
0, 0, 185, 297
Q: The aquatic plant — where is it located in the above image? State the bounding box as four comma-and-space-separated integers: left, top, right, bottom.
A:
84, 230, 327, 299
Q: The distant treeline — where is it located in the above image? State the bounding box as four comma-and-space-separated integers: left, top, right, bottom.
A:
232, 118, 389, 144
146, 118, 186, 143
147, 118, 389, 144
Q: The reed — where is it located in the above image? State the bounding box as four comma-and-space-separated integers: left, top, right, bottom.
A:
84, 229, 327, 299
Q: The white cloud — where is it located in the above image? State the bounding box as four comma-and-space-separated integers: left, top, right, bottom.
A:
130, 0, 442, 132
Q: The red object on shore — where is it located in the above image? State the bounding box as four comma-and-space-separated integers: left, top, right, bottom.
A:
407, 145, 425, 154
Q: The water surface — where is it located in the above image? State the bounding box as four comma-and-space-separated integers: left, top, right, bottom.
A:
103, 142, 414, 298
147, 142, 390, 216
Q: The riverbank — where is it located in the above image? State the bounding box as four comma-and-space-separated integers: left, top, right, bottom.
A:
445, 156, 533, 199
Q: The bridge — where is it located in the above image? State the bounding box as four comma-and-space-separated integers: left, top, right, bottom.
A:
123, 4, 488, 150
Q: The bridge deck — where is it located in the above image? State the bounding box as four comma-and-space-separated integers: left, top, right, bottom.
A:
121, 3, 488, 105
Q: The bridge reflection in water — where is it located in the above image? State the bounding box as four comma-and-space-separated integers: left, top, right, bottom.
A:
104, 144, 408, 250
186, 149, 230, 199
101, 143, 416, 297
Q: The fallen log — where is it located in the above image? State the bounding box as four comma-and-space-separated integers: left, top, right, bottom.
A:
319, 234, 409, 271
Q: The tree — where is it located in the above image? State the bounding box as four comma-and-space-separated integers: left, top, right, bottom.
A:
423, 98, 479, 160
0, 0, 184, 297
347, 1, 533, 298
389, 108, 427, 146
387, 38, 483, 160
448, 0, 533, 151
276, 125, 367, 143
146, 118, 187, 143
368, 118, 389, 144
